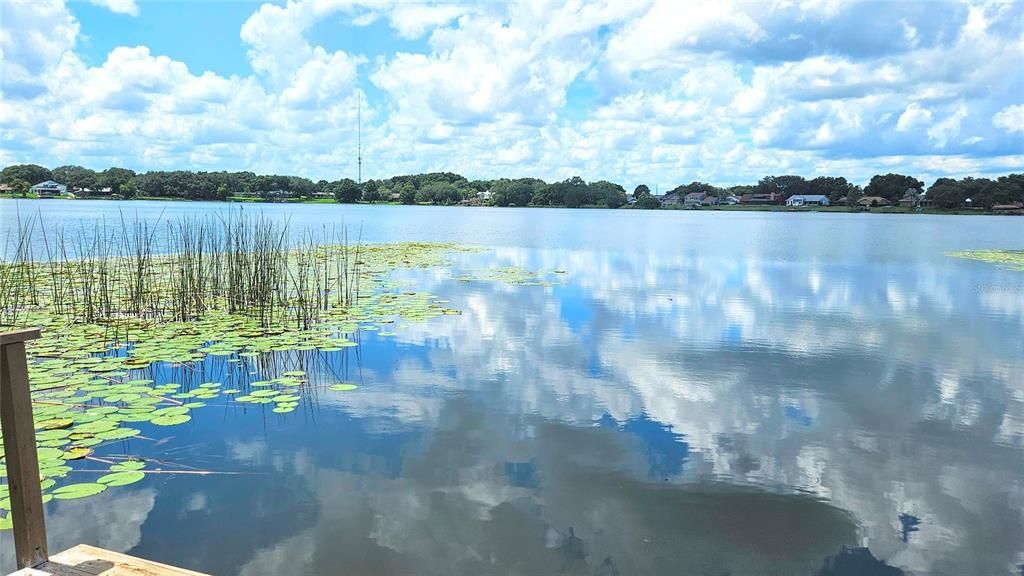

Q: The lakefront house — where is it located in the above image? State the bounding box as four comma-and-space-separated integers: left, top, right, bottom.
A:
684, 191, 707, 207
29, 180, 67, 198
785, 194, 830, 207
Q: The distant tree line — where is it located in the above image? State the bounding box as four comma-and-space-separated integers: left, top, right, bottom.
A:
2, 163, 1021, 210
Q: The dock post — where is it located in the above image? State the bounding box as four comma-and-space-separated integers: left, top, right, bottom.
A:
0, 328, 48, 569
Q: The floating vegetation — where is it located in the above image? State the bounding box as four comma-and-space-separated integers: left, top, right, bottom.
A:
0, 211, 496, 525
0, 212, 562, 523
51, 483, 107, 500
454, 267, 566, 286
947, 249, 1024, 271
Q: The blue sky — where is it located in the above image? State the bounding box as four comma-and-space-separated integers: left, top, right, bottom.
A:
1, 0, 1021, 188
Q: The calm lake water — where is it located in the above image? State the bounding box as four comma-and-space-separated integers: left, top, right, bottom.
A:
1, 199, 1023, 575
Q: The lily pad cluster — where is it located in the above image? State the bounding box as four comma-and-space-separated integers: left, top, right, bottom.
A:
1, 238, 558, 526
0, 369, 176, 525
0, 242, 494, 526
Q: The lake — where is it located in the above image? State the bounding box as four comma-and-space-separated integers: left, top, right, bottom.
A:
1, 198, 1023, 575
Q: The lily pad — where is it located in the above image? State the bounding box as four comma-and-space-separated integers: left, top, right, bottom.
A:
52, 483, 107, 500
63, 446, 93, 460
95, 428, 141, 441
110, 460, 146, 471
151, 414, 191, 426
97, 471, 145, 486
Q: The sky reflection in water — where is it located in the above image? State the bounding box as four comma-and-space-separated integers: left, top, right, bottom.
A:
1, 204, 1022, 575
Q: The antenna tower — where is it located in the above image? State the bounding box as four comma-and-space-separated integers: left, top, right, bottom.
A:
357, 92, 362, 184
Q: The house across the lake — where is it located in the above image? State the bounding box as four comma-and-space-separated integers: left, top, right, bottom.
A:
857, 196, 891, 207
785, 194, 830, 207
684, 191, 707, 207
257, 189, 292, 200
739, 192, 784, 205
30, 180, 67, 198
992, 202, 1024, 213
898, 190, 924, 208
661, 191, 682, 206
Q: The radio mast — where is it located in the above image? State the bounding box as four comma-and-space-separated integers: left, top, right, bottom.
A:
357, 92, 362, 185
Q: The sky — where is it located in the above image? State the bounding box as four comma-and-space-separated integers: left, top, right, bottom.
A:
0, 0, 1022, 189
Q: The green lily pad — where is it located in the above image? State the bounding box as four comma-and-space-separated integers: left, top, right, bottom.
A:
110, 460, 146, 471
52, 483, 107, 500
97, 471, 145, 486
63, 446, 93, 460
151, 414, 191, 426
95, 428, 141, 441
328, 383, 358, 392
152, 406, 190, 417
249, 390, 280, 397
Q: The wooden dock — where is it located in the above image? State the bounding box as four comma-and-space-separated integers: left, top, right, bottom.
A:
10, 544, 207, 575
2, 329, 209, 576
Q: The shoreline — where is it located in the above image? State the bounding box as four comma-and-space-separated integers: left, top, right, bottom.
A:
0, 194, 1019, 216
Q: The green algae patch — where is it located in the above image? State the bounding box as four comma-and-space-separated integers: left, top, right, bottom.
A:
947, 249, 1024, 271
454, 266, 566, 286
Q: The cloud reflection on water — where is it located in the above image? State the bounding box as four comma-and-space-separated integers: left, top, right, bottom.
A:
10, 246, 1023, 575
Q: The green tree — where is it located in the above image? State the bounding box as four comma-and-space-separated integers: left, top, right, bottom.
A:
974, 180, 1021, 208
633, 184, 651, 200
99, 167, 136, 195
1, 164, 52, 186
808, 176, 856, 202
845, 185, 863, 206
398, 183, 417, 204
418, 182, 460, 205
997, 174, 1024, 200
925, 178, 966, 209
361, 179, 379, 201
122, 179, 139, 198
563, 186, 587, 208
589, 180, 627, 208
11, 178, 30, 198
864, 173, 924, 202
332, 178, 361, 203
491, 180, 534, 207
52, 165, 98, 191
634, 195, 661, 209
758, 175, 807, 198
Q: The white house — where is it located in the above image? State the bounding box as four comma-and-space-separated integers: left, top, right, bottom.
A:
30, 180, 67, 198
786, 194, 830, 207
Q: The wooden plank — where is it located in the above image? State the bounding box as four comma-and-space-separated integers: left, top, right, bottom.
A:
1, 339, 48, 568
47, 545, 210, 576
9, 563, 92, 576
0, 329, 40, 346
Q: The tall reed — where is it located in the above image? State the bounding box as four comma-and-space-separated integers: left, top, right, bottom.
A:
0, 209, 365, 331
